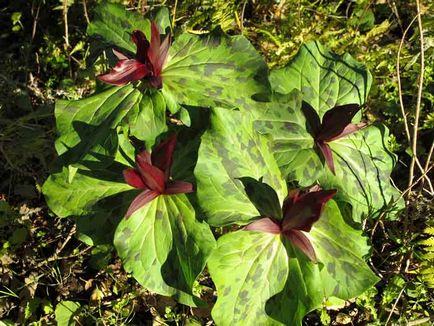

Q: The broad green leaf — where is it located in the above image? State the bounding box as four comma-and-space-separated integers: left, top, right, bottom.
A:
55, 301, 81, 326
88, 3, 269, 112
87, 3, 151, 53
194, 108, 287, 226
266, 200, 379, 325
162, 33, 269, 110
123, 90, 168, 147
42, 166, 132, 217
270, 41, 372, 118
114, 194, 215, 306
209, 200, 378, 325
55, 86, 167, 168
255, 91, 403, 221
208, 231, 288, 325
74, 191, 136, 246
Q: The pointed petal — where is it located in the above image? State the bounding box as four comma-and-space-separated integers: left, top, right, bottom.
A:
317, 141, 335, 174
164, 180, 194, 194
284, 230, 317, 263
316, 104, 361, 141
281, 189, 301, 217
98, 59, 148, 86
328, 122, 367, 141
244, 217, 281, 234
282, 189, 337, 232
136, 152, 166, 193
301, 101, 321, 136
147, 21, 161, 71
136, 150, 152, 165
125, 189, 160, 218
156, 34, 171, 75
151, 134, 177, 178
112, 48, 129, 60
123, 169, 146, 189
131, 30, 150, 63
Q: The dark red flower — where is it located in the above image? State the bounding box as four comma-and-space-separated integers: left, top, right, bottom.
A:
98, 21, 171, 89
302, 102, 367, 174
123, 134, 193, 218
244, 187, 336, 262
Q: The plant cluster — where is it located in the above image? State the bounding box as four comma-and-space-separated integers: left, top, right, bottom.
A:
41, 3, 405, 324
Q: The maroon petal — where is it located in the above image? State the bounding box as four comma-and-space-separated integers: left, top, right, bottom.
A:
244, 217, 281, 234
112, 48, 129, 60
98, 59, 148, 86
281, 189, 301, 217
156, 34, 171, 75
301, 101, 321, 136
147, 21, 161, 72
284, 229, 317, 263
123, 168, 146, 189
164, 180, 194, 194
317, 141, 335, 175
125, 189, 160, 218
151, 134, 177, 179
136, 152, 166, 193
282, 189, 337, 232
136, 150, 152, 165
132, 30, 150, 63
328, 122, 367, 141
316, 104, 361, 141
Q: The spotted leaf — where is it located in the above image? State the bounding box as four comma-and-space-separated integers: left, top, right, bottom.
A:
194, 108, 287, 226
269, 41, 372, 118
114, 194, 216, 306
255, 91, 403, 221
208, 200, 378, 325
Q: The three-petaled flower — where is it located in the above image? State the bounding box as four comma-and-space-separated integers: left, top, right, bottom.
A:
98, 21, 171, 89
302, 102, 367, 174
123, 134, 193, 218
245, 187, 337, 262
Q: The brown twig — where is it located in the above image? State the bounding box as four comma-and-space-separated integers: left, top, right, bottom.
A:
82, 0, 90, 25
31, 0, 42, 41
408, 0, 425, 191
63, 0, 70, 48
385, 285, 406, 325
420, 140, 434, 194
396, 13, 431, 195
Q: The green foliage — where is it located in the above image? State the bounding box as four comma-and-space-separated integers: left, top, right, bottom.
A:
1, 0, 433, 325
114, 194, 216, 306
209, 200, 378, 325
194, 107, 287, 226
55, 301, 81, 326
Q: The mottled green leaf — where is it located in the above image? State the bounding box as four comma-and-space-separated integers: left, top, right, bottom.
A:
255, 91, 403, 221
162, 33, 269, 110
123, 90, 168, 147
208, 231, 288, 325
87, 3, 151, 53
208, 200, 378, 325
270, 41, 372, 118
42, 166, 132, 217
195, 108, 287, 226
114, 194, 216, 306
55, 86, 168, 168
266, 200, 379, 325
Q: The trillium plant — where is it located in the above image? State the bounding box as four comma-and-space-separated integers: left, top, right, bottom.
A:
244, 186, 337, 263
122, 134, 193, 217
98, 21, 170, 88
42, 3, 404, 325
